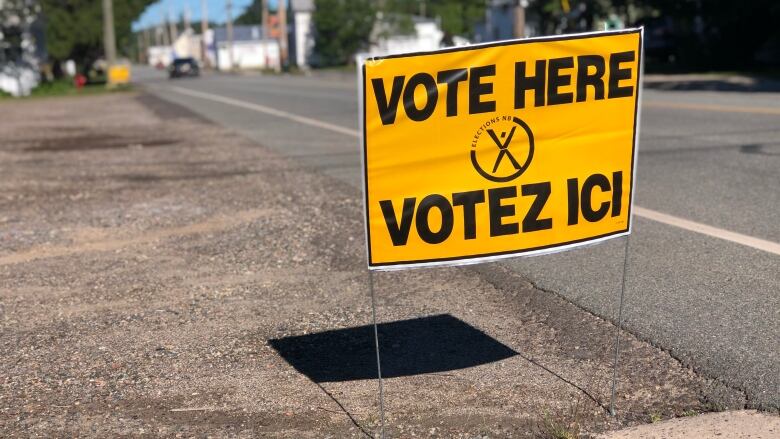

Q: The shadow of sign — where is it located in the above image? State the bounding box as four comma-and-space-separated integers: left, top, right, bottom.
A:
269, 314, 517, 382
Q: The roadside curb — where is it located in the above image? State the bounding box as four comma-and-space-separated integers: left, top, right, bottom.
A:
597, 410, 779, 438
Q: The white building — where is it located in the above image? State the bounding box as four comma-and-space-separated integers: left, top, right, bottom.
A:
147, 45, 174, 68
172, 28, 202, 61
372, 16, 442, 56
360, 14, 468, 60
216, 39, 280, 71
147, 27, 208, 68
212, 25, 280, 71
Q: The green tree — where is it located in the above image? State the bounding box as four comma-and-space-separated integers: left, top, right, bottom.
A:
641, 0, 780, 70
0, 0, 40, 62
529, 0, 780, 70
41, 0, 154, 66
312, 0, 376, 66
235, 0, 271, 26
528, 0, 620, 35
384, 0, 485, 37
310, 0, 485, 67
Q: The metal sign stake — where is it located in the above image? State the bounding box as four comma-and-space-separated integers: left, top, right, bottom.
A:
368, 270, 386, 438
610, 235, 631, 416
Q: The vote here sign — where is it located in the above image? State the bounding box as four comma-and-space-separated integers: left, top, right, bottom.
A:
361, 29, 643, 270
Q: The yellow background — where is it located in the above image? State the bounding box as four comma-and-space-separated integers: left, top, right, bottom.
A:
364, 30, 641, 267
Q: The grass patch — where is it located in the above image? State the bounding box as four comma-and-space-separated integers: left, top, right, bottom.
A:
0, 79, 133, 100
649, 412, 662, 423
535, 393, 585, 439
539, 412, 581, 439
312, 63, 357, 73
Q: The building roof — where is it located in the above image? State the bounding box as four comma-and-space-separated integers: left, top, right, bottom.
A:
291, 0, 314, 12
212, 25, 265, 43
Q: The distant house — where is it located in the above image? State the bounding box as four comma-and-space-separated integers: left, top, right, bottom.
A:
360, 14, 468, 60
208, 26, 281, 71
147, 45, 173, 68
172, 28, 202, 61
146, 27, 204, 68
473, 0, 540, 43
211, 25, 280, 71
372, 15, 442, 55
146, 27, 216, 67
145, 24, 281, 72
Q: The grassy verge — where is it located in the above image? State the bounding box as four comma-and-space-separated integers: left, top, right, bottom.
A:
0, 79, 133, 100
312, 64, 358, 74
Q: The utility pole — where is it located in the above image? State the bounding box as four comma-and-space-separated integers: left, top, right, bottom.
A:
160, 15, 170, 47
514, 0, 527, 39
143, 27, 151, 62
226, 0, 235, 70
168, 8, 178, 44
184, 4, 191, 30
261, 0, 269, 40
278, 0, 287, 69
201, 0, 209, 66
102, 0, 117, 65
137, 32, 144, 64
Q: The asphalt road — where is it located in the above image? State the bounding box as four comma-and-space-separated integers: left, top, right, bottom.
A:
136, 66, 779, 409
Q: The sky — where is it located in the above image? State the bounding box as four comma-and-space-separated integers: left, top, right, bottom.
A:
133, 0, 279, 31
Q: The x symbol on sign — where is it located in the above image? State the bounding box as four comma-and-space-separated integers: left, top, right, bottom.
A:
486, 127, 522, 173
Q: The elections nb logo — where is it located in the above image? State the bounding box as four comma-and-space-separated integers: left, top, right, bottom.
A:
471, 116, 535, 182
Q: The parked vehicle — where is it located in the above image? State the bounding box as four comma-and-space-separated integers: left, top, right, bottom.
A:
168, 58, 200, 79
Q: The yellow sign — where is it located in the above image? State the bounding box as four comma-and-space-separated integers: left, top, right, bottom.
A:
361, 29, 643, 270
108, 64, 131, 85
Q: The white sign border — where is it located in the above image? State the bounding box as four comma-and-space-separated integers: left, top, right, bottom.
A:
359, 28, 644, 271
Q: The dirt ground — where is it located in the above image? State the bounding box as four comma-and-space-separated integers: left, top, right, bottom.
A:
0, 93, 743, 438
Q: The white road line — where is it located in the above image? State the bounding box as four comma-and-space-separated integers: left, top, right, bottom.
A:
633, 207, 780, 255
169, 86, 360, 138
644, 101, 780, 116
167, 86, 780, 256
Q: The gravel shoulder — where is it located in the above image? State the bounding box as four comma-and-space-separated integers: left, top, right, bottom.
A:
0, 93, 746, 437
